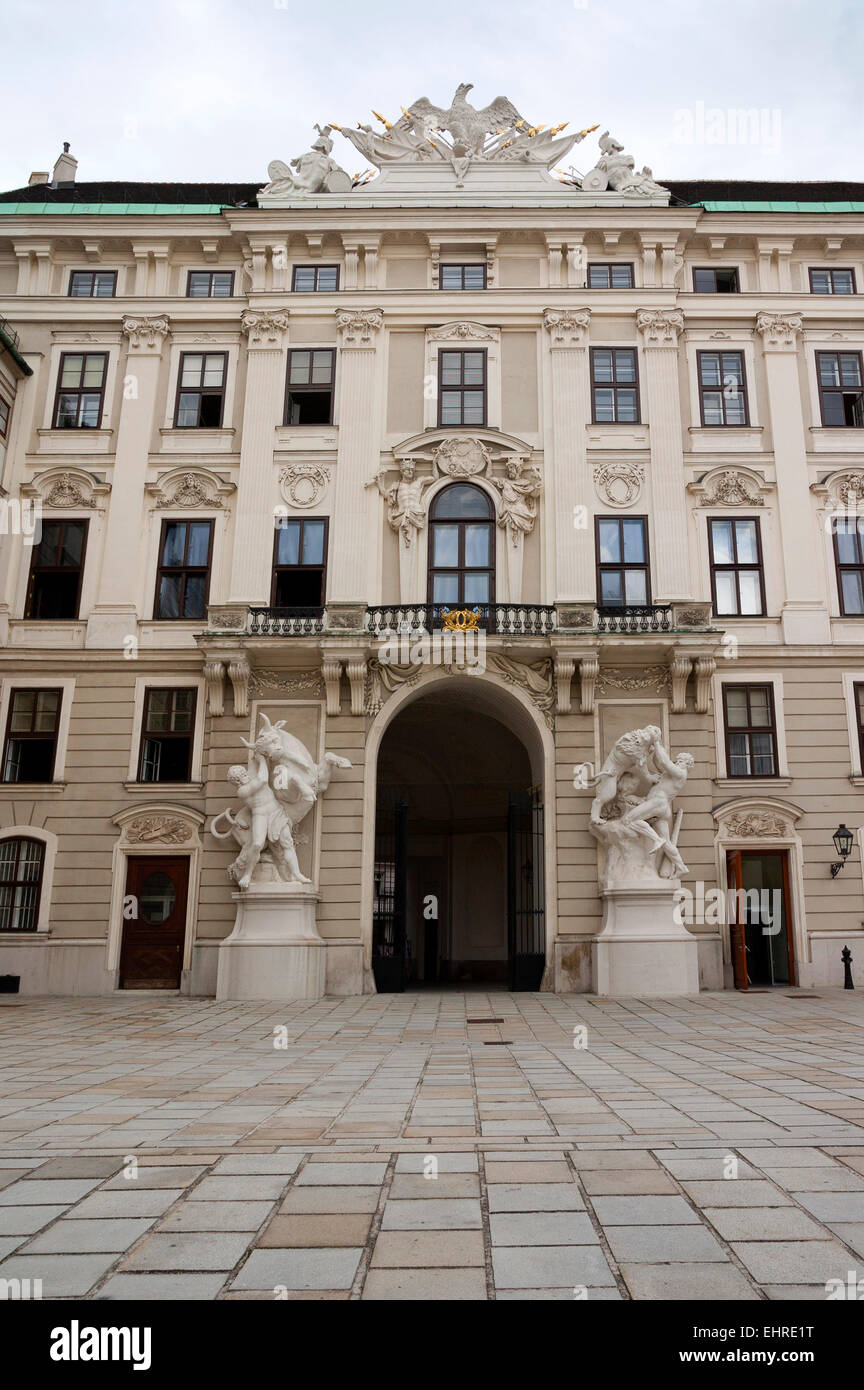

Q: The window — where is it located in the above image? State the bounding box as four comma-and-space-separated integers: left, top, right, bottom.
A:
0, 395, 9, 439
284, 350, 335, 425
697, 350, 749, 426
174, 352, 227, 428
53, 352, 107, 428
138, 688, 197, 783
68, 270, 116, 298
693, 267, 740, 293
809, 268, 856, 295
723, 685, 778, 777
2, 689, 61, 783
292, 265, 340, 292
427, 484, 494, 606
0, 837, 45, 932
272, 517, 328, 608
709, 518, 765, 616
187, 271, 234, 298
587, 263, 634, 289
438, 350, 487, 427
817, 351, 864, 428
25, 519, 88, 620
440, 264, 487, 290
596, 517, 650, 607
154, 519, 213, 620
832, 517, 864, 614
591, 348, 640, 423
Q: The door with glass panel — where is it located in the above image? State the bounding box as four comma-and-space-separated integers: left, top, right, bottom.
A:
595, 516, 650, 607
427, 484, 494, 611
119, 856, 189, 989
709, 518, 765, 617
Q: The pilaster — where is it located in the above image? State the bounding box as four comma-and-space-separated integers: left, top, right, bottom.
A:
543, 308, 593, 603
636, 308, 689, 601
328, 309, 384, 605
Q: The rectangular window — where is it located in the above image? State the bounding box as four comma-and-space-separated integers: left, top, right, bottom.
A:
25, 519, 88, 621
587, 263, 634, 289
291, 265, 340, 292
438, 350, 487, 427
723, 684, 778, 777
284, 349, 335, 425
709, 518, 765, 616
138, 688, 197, 783
154, 519, 213, 620
854, 682, 864, 773
174, 352, 227, 428
53, 352, 107, 429
833, 517, 864, 614
591, 347, 640, 423
809, 268, 856, 295
817, 351, 864, 428
2, 689, 61, 783
0, 836, 45, 932
186, 270, 234, 298
0, 396, 9, 439
68, 270, 116, 298
440, 264, 487, 290
596, 516, 650, 607
693, 267, 740, 293
697, 350, 749, 426
271, 517, 328, 608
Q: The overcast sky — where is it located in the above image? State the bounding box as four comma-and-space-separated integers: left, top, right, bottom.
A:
1, 0, 860, 192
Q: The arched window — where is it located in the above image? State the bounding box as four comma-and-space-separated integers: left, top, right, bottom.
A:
427, 484, 495, 607
0, 837, 45, 932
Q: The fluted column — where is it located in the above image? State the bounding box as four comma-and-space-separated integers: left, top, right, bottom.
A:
756, 312, 829, 643
328, 309, 384, 611
636, 309, 689, 601
543, 309, 593, 602
86, 314, 170, 648
228, 310, 290, 605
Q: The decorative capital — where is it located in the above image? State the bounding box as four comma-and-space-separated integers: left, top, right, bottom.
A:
636, 308, 684, 346
756, 311, 803, 349
241, 309, 290, 346
336, 308, 383, 346
122, 314, 170, 351
543, 308, 591, 348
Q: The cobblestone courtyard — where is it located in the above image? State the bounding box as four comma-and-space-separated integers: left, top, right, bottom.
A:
3, 989, 864, 1299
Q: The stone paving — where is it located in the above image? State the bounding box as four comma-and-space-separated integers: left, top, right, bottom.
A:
3, 988, 864, 1298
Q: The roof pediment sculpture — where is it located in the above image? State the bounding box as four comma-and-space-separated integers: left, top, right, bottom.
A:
562, 130, 668, 198
261, 124, 352, 198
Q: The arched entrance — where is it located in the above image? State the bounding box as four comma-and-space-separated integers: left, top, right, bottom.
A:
371, 681, 545, 991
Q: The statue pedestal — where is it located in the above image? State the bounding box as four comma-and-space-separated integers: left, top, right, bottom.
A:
592, 883, 699, 997
216, 885, 325, 1001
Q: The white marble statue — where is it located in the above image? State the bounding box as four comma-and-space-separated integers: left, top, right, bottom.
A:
491, 460, 542, 546
372, 459, 435, 548
579, 131, 667, 196
210, 714, 350, 888
579, 727, 693, 882
262, 125, 352, 197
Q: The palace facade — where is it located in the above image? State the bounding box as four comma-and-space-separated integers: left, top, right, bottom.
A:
1, 105, 864, 998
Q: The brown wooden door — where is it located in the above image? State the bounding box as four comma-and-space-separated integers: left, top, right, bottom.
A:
120, 856, 189, 989
727, 849, 749, 991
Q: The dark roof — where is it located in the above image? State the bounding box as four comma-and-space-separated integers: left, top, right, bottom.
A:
1, 178, 864, 208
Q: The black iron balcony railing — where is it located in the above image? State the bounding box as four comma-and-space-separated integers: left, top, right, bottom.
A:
0, 315, 20, 350
595, 604, 673, 634
248, 606, 325, 636
366, 603, 557, 638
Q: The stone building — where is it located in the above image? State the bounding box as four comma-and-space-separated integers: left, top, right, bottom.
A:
1, 91, 863, 998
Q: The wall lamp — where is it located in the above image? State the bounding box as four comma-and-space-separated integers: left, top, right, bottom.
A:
831, 824, 854, 878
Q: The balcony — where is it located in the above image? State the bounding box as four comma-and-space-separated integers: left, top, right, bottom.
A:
365, 604, 558, 639
594, 605, 672, 634
248, 606, 325, 636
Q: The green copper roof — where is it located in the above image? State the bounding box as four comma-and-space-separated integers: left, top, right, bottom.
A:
0, 202, 226, 215
695, 200, 864, 212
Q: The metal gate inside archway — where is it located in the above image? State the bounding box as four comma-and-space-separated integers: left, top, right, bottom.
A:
371, 693, 545, 992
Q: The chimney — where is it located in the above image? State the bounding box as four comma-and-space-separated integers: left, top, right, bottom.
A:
52, 142, 78, 186
28, 171, 50, 186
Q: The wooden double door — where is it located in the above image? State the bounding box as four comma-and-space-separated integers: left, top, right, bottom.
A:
727, 849, 794, 990
119, 856, 189, 989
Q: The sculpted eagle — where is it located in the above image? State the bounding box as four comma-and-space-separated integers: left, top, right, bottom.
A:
405, 83, 527, 154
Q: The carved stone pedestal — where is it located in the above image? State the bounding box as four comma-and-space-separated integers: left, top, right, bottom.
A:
592, 885, 699, 997
216, 885, 325, 1001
